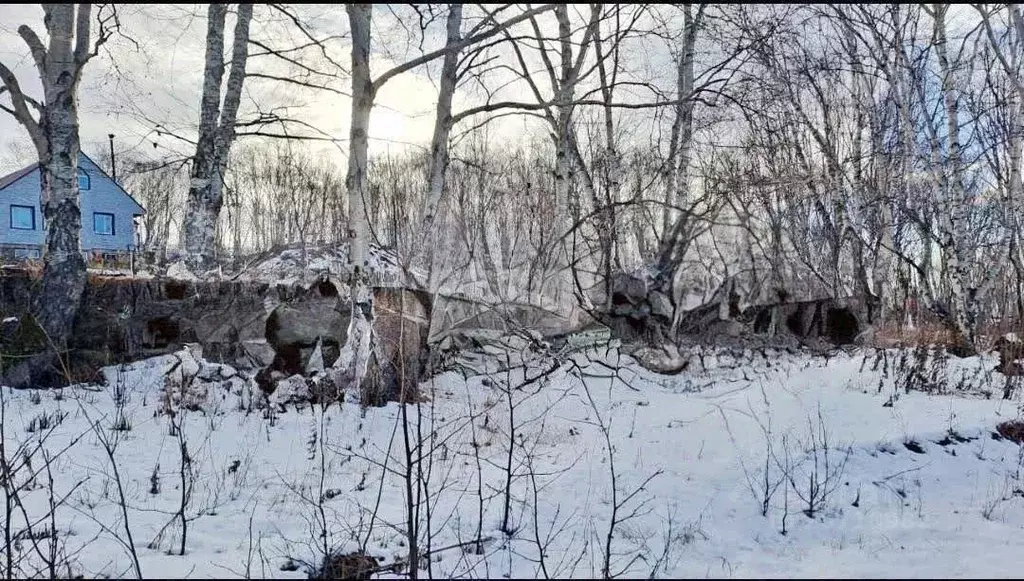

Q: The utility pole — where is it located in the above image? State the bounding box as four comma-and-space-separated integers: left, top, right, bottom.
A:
108, 133, 116, 182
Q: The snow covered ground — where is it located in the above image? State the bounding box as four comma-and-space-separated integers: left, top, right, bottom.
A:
232, 243, 406, 287
2, 343, 1024, 578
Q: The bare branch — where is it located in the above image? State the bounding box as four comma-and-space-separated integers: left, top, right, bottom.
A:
17, 25, 47, 78
372, 3, 559, 92
245, 72, 351, 97
0, 61, 44, 153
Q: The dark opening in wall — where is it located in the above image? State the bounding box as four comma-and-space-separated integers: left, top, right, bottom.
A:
165, 280, 188, 300
785, 309, 805, 336
316, 278, 338, 297
145, 317, 180, 348
825, 307, 859, 345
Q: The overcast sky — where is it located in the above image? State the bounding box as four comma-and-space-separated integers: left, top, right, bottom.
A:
0, 4, 694, 178
1, 4, 986, 177
0, 4, 509, 174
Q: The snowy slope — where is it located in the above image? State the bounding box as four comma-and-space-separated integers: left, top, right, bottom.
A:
1, 346, 1023, 578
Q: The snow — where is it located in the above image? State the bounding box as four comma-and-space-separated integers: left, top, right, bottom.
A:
234, 243, 409, 288
164, 260, 199, 282
2, 344, 1024, 578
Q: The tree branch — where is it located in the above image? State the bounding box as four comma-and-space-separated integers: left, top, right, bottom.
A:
74, 4, 92, 64
245, 72, 351, 97
0, 61, 44, 154
268, 3, 349, 75
372, 3, 558, 92
17, 25, 47, 78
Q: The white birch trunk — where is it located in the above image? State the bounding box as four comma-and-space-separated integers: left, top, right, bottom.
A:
933, 5, 976, 350
332, 4, 375, 394
552, 5, 576, 313
593, 16, 621, 310
654, 4, 702, 290
0, 5, 96, 350
421, 4, 462, 291
549, 5, 600, 318
1003, 5, 1024, 318
36, 6, 88, 348
182, 3, 253, 273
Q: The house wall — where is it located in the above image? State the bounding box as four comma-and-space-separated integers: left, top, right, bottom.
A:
0, 155, 141, 252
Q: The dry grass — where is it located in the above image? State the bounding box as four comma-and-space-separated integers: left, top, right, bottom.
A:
1, 261, 43, 279
872, 315, 1024, 355
873, 322, 960, 350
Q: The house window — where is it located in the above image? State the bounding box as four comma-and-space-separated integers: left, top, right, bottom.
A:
93, 212, 115, 235
13, 248, 40, 259
78, 170, 90, 191
10, 205, 34, 230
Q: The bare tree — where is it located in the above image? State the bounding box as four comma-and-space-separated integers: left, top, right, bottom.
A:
0, 4, 115, 375
332, 3, 559, 391
977, 3, 1024, 322
181, 3, 254, 272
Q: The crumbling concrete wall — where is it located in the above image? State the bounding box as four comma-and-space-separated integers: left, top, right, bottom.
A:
0, 270, 432, 387
746, 295, 878, 346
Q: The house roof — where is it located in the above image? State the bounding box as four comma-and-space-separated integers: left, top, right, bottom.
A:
79, 153, 146, 215
0, 163, 40, 192
0, 153, 146, 215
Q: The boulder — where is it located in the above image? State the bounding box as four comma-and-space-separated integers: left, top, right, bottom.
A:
0, 316, 18, 339
305, 337, 326, 374
631, 343, 689, 375
0, 271, 432, 393
254, 366, 287, 397
267, 374, 312, 407
240, 339, 276, 367
361, 288, 432, 405
265, 298, 349, 374
266, 301, 348, 351
747, 296, 872, 346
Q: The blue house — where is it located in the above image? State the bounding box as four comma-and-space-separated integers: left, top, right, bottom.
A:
0, 153, 145, 261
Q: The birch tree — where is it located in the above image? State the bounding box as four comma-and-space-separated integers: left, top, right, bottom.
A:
331, 3, 558, 392
0, 4, 113, 357
656, 4, 706, 270
926, 3, 979, 349
180, 3, 253, 272
977, 3, 1024, 319
422, 4, 463, 238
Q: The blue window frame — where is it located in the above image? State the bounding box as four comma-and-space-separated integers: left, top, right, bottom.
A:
10, 205, 34, 230
78, 170, 90, 191
93, 212, 114, 235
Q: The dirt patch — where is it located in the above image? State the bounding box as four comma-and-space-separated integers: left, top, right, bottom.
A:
903, 440, 926, 454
